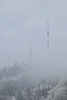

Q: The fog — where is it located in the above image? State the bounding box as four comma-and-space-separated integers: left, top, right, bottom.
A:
0, 0, 67, 79
0, 1, 67, 100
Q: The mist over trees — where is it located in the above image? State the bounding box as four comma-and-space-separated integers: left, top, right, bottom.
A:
0, 64, 67, 100
0, 64, 52, 100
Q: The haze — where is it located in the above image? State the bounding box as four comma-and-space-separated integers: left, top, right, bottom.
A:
0, 0, 67, 78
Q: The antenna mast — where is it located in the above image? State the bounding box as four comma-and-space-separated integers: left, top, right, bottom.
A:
47, 21, 49, 49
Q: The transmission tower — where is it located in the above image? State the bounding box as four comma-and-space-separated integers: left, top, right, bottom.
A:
47, 21, 49, 49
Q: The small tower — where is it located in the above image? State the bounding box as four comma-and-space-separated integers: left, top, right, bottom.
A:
29, 40, 32, 65
47, 21, 49, 49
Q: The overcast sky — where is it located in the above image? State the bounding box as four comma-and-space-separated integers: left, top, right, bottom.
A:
0, 0, 67, 75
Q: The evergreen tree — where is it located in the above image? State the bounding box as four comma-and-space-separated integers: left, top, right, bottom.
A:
46, 79, 67, 100
16, 91, 23, 100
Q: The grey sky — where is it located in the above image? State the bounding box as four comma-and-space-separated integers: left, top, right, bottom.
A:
0, 0, 67, 74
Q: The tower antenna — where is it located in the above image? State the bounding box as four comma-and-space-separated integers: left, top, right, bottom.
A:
47, 21, 49, 49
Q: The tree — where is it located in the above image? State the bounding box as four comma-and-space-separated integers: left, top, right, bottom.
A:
16, 91, 23, 100
46, 79, 67, 100
41, 88, 48, 98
